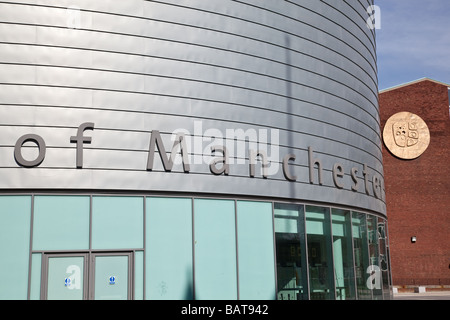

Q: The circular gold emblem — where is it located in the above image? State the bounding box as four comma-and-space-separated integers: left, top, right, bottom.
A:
383, 112, 430, 160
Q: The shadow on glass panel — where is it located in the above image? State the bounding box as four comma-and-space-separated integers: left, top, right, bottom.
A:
184, 268, 194, 300
305, 206, 335, 300
331, 209, 356, 300
274, 203, 308, 300
276, 233, 308, 300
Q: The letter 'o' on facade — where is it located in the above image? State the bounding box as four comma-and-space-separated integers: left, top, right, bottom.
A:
0, 1, 392, 301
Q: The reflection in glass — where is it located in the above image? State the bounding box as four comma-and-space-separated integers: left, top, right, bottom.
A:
305, 206, 334, 300
331, 209, 356, 299
352, 212, 371, 299
274, 203, 308, 300
378, 217, 392, 300
367, 215, 383, 299
47, 256, 85, 300
0, 191, 394, 301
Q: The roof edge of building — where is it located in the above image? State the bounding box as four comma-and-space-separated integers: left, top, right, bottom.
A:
379, 77, 450, 94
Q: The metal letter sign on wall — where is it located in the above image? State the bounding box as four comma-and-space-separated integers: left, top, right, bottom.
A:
0, 1, 386, 216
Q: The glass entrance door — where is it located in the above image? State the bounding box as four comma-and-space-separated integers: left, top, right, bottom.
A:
41, 252, 133, 300
91, 253, 132, 300
42, 253, 88, 300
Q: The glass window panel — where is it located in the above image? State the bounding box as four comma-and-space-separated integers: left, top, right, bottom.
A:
236, 201, 275, 300
305, 206, 335, 300
134, 251, 144, 300
275, 206, 299, 217
367, 215, 383, 299
0, 196, 31, 300
378, 217, 392, 300
194, 199, 237, 300
91, 196, 144, 250
146, 197, 193, 300
94, 255, 129, 300
352, 212, 372, 300
33, 196, 90, 250
332, 209, 356, 300
275, 217, 298, 234
274, 203, 308, 300
30, 253, 42, 300
47, 256, 86, 300
384, 222, 393, 301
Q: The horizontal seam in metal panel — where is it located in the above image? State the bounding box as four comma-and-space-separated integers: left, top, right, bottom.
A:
0, 53, 381, 123
0, 99, 381, 135
0, 121, 381, 158
0, 39, 379, 114
0, 54, 379, 121
0, 165, 386, 199
358, 0, 374, 14
0, 154, 384, 182
0, 20, 379, 108
317, 0, 378, 48
150, 0, 378, 81
0, 2, 379, 99
229, 0, 377, 73
318, 0, 376, 50
0, 90, 381, 151
150, 0, 379, 92
0, 121, 384, 168
346, 0, 377, 45
237, 0, 377, 70
0, 100, 382, 148
0, 101, 383, 157
24, 28, 378, 104
0, 85, 380, 137
0, 59, 380, 129
344, 0, 377, 42
0, 140, 384, 171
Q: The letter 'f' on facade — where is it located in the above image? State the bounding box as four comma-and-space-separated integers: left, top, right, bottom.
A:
70, 122, 95, 169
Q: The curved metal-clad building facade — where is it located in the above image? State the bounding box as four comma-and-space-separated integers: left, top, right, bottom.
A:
0, 1, 392, 301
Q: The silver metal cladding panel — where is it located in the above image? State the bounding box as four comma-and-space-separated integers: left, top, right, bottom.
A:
0, 0, 386, 215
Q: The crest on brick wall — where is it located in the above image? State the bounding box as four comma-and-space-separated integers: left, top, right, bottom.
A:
392, 121, 419, 148
383, 112, 430, 160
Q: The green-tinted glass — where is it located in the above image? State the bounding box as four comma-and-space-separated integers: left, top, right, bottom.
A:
367, 215, 383, 300
92, 196, 144, 249
0, 196, 31, 300
305, 206, 335, 300
94, 255, 129, 300
134, 251, 144, 300
146, 197, 193, 300
33, 196, 90, 250
274, 203, 308, 300
237, 201, 275, 300
378, 218, 392, 300
332, 209, 356, 300
352, 212, 372, 300
30, 253, 42, 300
47, 256, 85, 300
194, 199, 237, 300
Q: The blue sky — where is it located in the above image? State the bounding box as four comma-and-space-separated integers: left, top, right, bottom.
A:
375, 0, 450, 90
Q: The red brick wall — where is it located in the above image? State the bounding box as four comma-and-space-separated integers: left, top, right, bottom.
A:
379, 80, 450, 286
